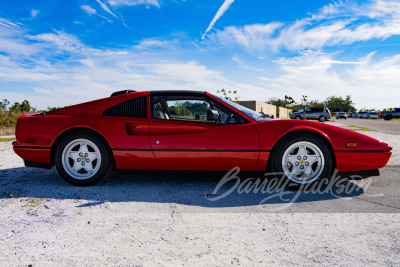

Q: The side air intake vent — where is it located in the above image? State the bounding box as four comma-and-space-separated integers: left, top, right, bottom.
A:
110, 90, 136, 97
103, 96, 147, 118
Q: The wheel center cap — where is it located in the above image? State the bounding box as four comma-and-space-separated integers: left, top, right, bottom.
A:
299, 159, 305, 165
81, 156, 86, 162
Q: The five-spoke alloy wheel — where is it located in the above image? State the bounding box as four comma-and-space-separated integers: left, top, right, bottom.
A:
270, 133, 333, 187
282, 141, 325, 184
55, 132, 112, 186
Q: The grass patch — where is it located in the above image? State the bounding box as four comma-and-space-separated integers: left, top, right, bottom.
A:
0, 137, 15, 142
345, 126, 372, 131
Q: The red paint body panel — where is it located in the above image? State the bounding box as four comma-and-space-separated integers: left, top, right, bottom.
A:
113, 150, 162, 170
149, 118, 259, 170
335, 151, 392, 172
13, 147, 51, 163
12, 91, 392, 175
153, 151, 259, 171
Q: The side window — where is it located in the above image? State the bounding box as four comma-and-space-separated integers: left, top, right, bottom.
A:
168, 99, 211, 121
152, 95, 244, 124
311, 107, 322, 112
103, 96, 147, 118
210, 100, 244, 124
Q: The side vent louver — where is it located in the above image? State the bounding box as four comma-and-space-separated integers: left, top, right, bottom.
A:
103, 96, 147, 118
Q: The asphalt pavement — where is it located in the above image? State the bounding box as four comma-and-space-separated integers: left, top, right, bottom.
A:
332, 118, 400, 135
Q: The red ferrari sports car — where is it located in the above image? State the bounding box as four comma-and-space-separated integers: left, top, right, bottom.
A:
13, 90, 392, 186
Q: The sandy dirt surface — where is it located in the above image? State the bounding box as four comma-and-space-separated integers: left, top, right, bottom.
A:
0, 124, 399, 266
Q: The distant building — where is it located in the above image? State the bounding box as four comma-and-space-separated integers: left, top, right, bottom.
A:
239, 100, 292, 119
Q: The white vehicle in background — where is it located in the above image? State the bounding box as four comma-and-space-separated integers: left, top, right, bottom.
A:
360, 112, 379, 119
355, 111, 366, 118
336, 112, 347, 119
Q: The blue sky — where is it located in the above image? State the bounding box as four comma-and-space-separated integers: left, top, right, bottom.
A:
1, 0, 400, 110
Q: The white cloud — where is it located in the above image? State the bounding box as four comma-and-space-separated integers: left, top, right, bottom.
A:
81, 5, 114, 22
135, 38, 178, 50
96, 0, 119, 18
207, 0, 400, 52
30, 9, 40, 19
27, 30, 85, 52
0, 18, 273, 109
108, 0, 160, 8
81, 5, 97, 15
95, 0, 129, 28
257, 51, 400, 109
0, 18, 39, 56
202, 0, 235, 40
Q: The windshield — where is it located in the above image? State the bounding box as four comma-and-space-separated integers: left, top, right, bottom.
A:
211, 94, 269, 121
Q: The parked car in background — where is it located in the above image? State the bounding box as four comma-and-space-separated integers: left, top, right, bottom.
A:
336, 112, 347, 119
360, 112, 379, 119
355, 111, 367, 118
347, 112, 354, 118
380, 108, 400, 120
290, 107, 331, 122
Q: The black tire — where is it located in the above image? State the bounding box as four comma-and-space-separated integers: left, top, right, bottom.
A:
318, 116, 325, 122
295, 115, 302, 120
55, 131, 113, 186
385, 115, 392, 120
270, 133, 333, 188
366, 116, 370, 119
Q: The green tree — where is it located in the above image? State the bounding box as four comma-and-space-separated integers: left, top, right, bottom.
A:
9, 100, 33, 113
0, 99, 10, 110
267, 95, 295, 108
325, 95, 356, 112
19, 100, 32, 112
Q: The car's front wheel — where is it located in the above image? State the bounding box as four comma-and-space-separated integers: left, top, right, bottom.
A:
270, 134, 333, 186
55, 132, 113, 186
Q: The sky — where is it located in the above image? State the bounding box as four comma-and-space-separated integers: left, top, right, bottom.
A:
1, 0, 400, 110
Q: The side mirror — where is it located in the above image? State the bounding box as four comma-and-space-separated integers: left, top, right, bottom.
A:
207, 109, 220, 122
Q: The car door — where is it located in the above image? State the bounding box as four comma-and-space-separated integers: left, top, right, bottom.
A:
149, 94, 260, 171
99, 94, 162, 170
309, 107, 319, 119
304, 108, 312, 119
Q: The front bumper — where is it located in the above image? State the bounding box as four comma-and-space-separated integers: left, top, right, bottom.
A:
335, 150, 392, 173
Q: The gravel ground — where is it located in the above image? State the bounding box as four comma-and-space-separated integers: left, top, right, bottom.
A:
0, 124, 399, 266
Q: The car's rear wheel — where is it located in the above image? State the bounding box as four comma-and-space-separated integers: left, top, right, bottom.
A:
295, 115, 302, 120
270, 134, 333, 187
318, 116, 326, 122
55, 132, 112, 186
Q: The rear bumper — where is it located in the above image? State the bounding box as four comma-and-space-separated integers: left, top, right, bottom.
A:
335, 151, 392, 173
